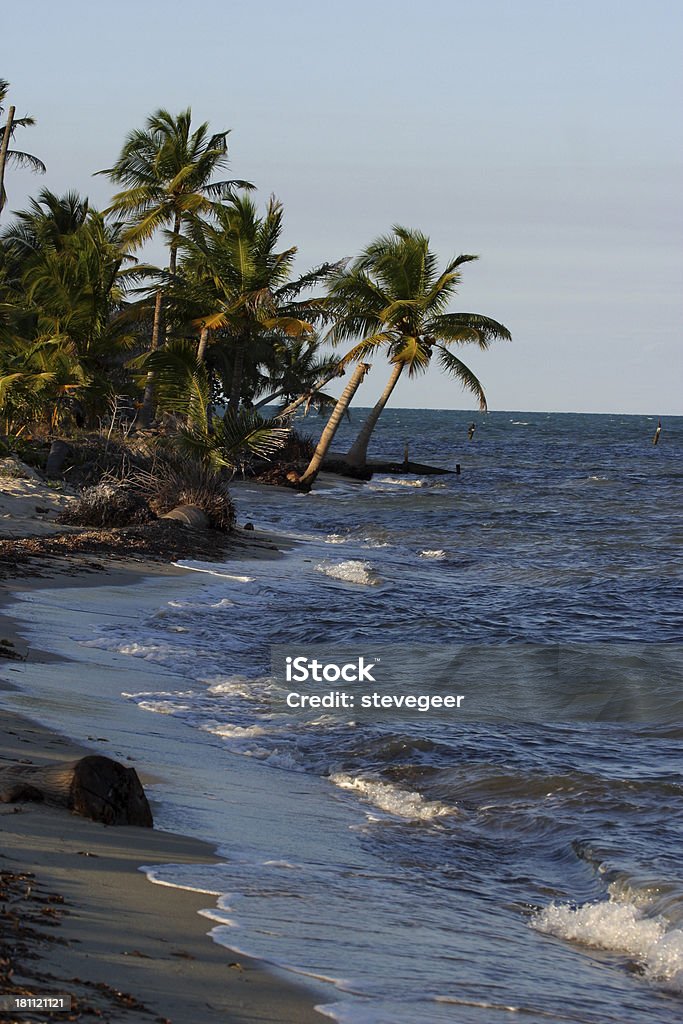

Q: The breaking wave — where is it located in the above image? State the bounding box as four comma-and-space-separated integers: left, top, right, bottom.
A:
315, 560, 382, 586
329, 772, 457, 822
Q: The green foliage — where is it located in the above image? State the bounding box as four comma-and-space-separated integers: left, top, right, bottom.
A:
166, 194, 338, 409
0, 191, 138, 430
329, 225, 510, 407
132, 457, 236, 531
142, 336, 290, 471
98, 107, 253, 257
0, 100, 511, 483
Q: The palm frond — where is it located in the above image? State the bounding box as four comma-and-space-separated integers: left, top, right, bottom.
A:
428, 312, 511, 349
434, 345, 488, 410
5, 150, 46, 173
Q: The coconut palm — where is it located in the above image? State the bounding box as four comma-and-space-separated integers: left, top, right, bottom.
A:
0, 79, 46, 217
328, 226, 511, 469
98, 108, 253, 424
297, 362, 371, 490
169, 194, 337, 411
252, 335, 340, 412
0, 192, 139, 428
142, 338, 290, 473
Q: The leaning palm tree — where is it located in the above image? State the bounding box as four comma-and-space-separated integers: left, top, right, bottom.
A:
0, 79, 46, 217
297, 362, 371, 490
328, 226, 511, 469
98, 108, 252, 424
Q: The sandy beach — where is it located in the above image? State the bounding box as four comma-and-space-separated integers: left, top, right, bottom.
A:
0, 499, 326, 1024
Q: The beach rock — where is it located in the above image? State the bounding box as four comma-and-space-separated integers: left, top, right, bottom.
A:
45, 440, 72, 478
161, 504, 209, 529
0, 755, 153, 827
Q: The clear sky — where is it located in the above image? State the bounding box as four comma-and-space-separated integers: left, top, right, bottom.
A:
3, 0, 682, 414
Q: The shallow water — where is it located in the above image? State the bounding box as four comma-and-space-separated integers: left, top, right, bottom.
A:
18, 410, 683, 1021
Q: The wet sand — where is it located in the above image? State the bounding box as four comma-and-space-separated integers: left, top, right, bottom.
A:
0, 557, 325, 1024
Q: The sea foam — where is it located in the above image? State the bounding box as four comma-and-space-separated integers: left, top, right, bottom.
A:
532, 894, 683, 993
315, 560, 381, 586
329, 772, 455, 822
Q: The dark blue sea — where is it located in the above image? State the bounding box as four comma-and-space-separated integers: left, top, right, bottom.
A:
79, 409, 683, 1022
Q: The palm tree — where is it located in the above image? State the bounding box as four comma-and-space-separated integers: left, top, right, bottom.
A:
141, 338, 291, 473
0, 79, 46, 217
297, 362, 371, 491
98, 108, 252, 424
328, 226, 511, 469
0, 192, 139, 428
252, 335, 340, 411
169, 194, 337, 411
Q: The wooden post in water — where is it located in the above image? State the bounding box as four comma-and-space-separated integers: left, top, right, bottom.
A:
653, 419, 662, 445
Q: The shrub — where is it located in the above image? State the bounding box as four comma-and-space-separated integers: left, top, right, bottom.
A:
133, 458, 236, 533
58, 481, 152, 528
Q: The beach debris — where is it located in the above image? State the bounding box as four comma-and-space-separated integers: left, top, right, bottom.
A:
58, 480, 152, 528
0, 755, 153, 826
0, 638, 26, 661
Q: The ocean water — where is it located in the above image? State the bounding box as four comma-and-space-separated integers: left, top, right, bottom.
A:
46, 411, 683, 1021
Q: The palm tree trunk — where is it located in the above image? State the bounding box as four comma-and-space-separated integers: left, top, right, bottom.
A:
344, 361, 404, 468
138, 289, 163, 428
298, 363, 370, 491
253, 388, 286, 410
139, 212, 181, 428
278, 366, 343, 419
168, 212, 181, 276
196, 326, 210, 364
228, 337, 246, 411
0, 105, 16, 216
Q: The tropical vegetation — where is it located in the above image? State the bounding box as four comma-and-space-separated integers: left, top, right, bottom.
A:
327, 226, 511, 470
0, 79, 46, 216
0, 91, 510, 517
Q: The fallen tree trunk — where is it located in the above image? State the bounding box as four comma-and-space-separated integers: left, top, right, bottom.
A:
0, 755, 153, 827
161, 504, 209, 529
322, 456, 454, 478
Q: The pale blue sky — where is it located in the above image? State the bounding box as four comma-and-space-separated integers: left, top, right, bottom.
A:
4, 0, 682, 414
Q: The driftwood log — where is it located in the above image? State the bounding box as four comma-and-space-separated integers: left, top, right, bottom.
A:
0, 755, 153, 826
161, 504, 209, 529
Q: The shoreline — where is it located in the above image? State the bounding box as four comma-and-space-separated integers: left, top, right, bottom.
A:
0, 552, 327, 1024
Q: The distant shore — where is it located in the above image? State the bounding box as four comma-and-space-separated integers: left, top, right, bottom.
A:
0, 559, 326, 1024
